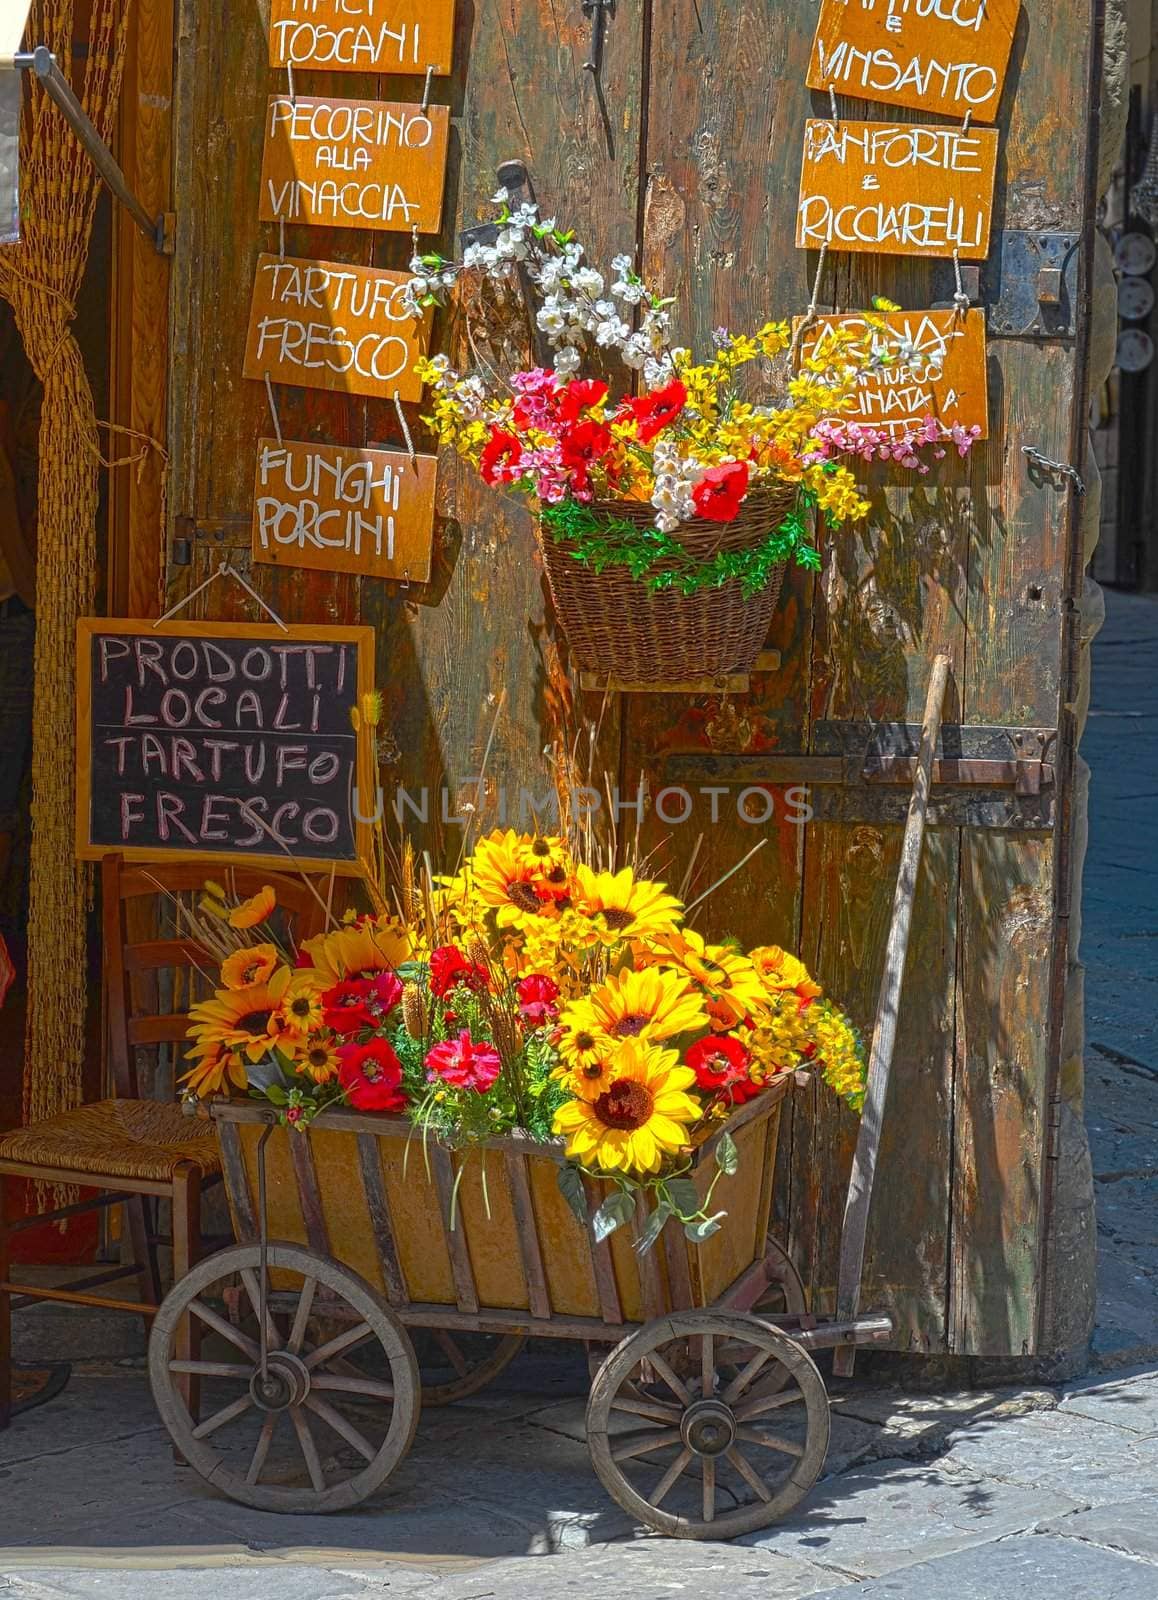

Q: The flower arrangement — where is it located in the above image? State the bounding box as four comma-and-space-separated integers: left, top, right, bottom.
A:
405, 189, 976, 597
182, 833, 866, 1248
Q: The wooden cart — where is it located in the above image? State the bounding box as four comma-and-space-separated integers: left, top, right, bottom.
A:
148, 662, 950, 1539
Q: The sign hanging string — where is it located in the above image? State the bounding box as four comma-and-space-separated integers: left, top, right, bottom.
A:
393, 391, 417, 465
788, 243, 830, 367
263, 371, 284, 446
421, 64, 434, 112
153, 561, 291, 632
286, 60, 297, 104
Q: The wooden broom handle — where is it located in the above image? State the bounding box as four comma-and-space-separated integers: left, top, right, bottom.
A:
831, 653, 952, 1377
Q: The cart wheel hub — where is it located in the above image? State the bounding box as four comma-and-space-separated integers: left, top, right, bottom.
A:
681, 1398, 737, 1457
250, 1350, 311, 1412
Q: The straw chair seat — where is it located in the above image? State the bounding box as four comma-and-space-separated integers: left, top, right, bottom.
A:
0, 1099, 221, 1183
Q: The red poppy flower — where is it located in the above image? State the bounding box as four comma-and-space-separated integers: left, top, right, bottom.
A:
686, 1034, 761, 1105
425, 1029, 502, 1093
322, 979, 376, 1036
626, 379, 687, 443
365, 970, 404, 1021
480, 427, 523, 485
692, 460, 750, 522
338, 1038, 407, 1112
559, 419, 613, 473
558, 378, 609, 423
429, 945, 489, 998
517, 973, 560, 1026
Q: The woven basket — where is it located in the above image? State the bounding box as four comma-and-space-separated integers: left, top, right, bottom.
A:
537, 487, 793, 683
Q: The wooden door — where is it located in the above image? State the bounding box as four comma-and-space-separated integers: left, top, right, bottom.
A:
165, 0, 1098, 1357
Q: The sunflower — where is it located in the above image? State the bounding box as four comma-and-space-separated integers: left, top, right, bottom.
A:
551, 1042, 618, 1101
556, 1016, 610, 1074
180, 1049, 249, 1098
562, 966, 708, 1049
277, 973, 326, 1039
522, 834, 574, 904
186, 967, 291, 1063
297, 1032, 342, 1085
573, 865, 683, 944
220, 943, 279, 991
229, 885, 276, 930
639, 928, 766, 1027
301, 915, 412, 986
469, 829, 552, 927
553, 1040, 701, 1175
749, 945, 823, 1003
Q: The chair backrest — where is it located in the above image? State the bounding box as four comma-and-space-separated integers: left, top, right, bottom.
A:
101, 855, 332, 1100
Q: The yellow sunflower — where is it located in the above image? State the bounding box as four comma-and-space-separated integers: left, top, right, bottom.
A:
469, 829, 553, 927
186, 967, 291, 1064
229, 885, 276, 930
749, 945, 823, 1002
573, 865, 683, 944
180, 1049, 248, 1098
556, 1016, 611, 1074
551, 1044, 618, 1102
639, 928, 766, 1027
562, 966, 708, 1049
553, 1040, 701, 1175
522, 834, 575, 903
277, 973, 326, 1040
301, 915, 411, 986
220, 943, 279, 991
297, 1032, 342, 1085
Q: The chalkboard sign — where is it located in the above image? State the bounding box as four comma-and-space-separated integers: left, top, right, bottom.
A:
76, 619, 375, 874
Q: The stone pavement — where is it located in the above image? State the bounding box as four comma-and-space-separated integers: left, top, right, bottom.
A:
1, 588, 1156, 1599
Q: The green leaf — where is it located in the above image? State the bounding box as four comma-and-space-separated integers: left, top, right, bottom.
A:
665, 1177, 701, 1218
593, 1189, 636, 1243
715, 1131, 739, 1177
634, 1199, 673, 1255
557, 1163, 589, 1228
263, 1084, 287, 1106
684, 1211, 727, 1244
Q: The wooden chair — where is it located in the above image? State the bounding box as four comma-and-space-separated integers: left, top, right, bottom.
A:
0, 855, 327, 1427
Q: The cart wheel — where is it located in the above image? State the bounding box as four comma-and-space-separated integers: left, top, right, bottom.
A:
149, 1242, 420, 1513
409, 1329, 527, 1406
587, 1310, 830, 1539
753, 1235, 808, 1319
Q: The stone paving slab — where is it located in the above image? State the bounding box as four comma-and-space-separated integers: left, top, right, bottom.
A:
800, 1534, 1158, 1598
737, 1457, 1082, 1577
936, 1408, 1158, 1504
829, 1386, 1056, 1457
0, 1568, 432, 1598
1058, 1364, 1158, 1433
1039, 1495, 1158, 1562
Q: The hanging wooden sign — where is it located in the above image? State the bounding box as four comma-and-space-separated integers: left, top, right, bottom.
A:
75, 619, 375, 873
252, 438, 437, 582
795, 309, 989, 438
807, 0, 1020, 124
796, 119, 999, 258
243, 253, 430, 400
269, 0, 455, 77
259, 97, 449, 234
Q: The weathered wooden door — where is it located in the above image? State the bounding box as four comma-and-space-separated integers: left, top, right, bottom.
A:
166, 0, 1099, 1358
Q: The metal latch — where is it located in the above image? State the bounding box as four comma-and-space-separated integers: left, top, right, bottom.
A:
931, 230, 1079, 339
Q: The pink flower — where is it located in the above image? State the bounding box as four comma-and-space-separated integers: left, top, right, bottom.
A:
517, 973, 560, 1026
425, 1029, 502, 1093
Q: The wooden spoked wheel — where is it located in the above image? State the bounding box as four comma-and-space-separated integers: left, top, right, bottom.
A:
409, 1328, 527, 1406
586, 1311, 830, 1539
148, 1243, 420, 1513
752, 1236, 808, 1319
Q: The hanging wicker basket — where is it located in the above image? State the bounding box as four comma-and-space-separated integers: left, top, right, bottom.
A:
537, 486, 794, 684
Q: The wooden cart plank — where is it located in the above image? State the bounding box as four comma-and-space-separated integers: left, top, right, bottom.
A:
288, 1131, 330, 1257
216, 1120, 257, 1243
356, 1133, 407, 1307
430, 1146, 480, 1315
503, 1149, 551, 1321
581, 1175, 624, 1327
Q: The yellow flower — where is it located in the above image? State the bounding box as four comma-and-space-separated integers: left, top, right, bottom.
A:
749, 945, 823, 1002
552, 1042, 619, 1102
553, 1040, 701, 1176
360, 690, 383, 727
277, 973, 326, 1039
229, 885, 276, 930
470, 829, 553, 928
561, 966, 708, 1048
557, 1018, 611, 1074
203, 879, 226, 900
573, 865, 683, 945
179, 1050, 249, 1099
297, 1033, 342, 1085
220, 943, 279, 991
638, 928, 766, 1027
186, 967, 292, 1065
301, 915, 411, 985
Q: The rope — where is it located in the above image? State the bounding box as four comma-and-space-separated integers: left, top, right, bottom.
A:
421, 64, 434, 112
393, 390, 416, 464
264, 371, 284, 446
1022, 444, 1086, 495
952, 250, 970, 316
788, 244, 830, 367
155, 561, 291, 632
